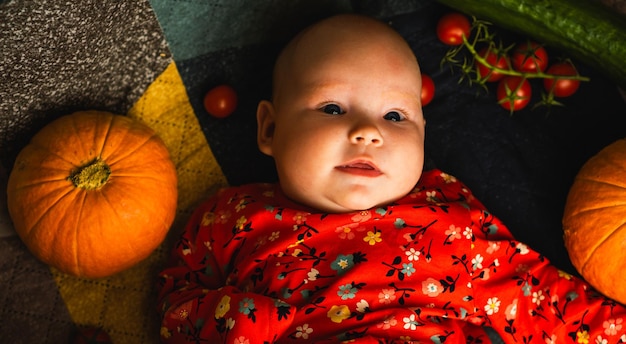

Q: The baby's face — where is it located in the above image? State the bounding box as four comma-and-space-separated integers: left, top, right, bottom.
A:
257, 15, 426, 213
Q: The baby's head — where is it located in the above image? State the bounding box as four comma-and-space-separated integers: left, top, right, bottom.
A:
257, 14, 426, 213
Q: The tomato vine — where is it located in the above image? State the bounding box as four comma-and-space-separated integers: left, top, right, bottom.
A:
438, 13, 590, 114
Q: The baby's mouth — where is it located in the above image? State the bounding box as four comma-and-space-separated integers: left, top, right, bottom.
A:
335, 161, 382, 177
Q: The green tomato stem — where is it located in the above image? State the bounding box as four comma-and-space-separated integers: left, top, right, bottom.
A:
461, 34, 589, 82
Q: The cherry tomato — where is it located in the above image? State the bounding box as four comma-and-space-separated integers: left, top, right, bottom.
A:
421, 74, 435, 106
511, 41, 549, 73
436, 12, 471, 46
475, 47, 510, 82
72, 327, 112, 344
497, 76, 532, 111
203, 84, 237, 118
543, 62, 580, 98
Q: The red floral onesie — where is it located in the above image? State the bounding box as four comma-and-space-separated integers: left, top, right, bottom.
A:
157, 169, 626, 343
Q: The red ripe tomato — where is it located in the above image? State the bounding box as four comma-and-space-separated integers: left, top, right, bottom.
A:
436, 12, 471, 46
475, 47, 510, 82
497, 76, 532, 111
421, 74, 435, 106
543, 62, 580, 97
72, 327, 112, 344
203, 84, 237, 118
511, 41, 549, 73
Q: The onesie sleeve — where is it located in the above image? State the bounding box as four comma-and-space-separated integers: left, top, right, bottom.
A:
156, 193, 296, 343
468, 208, 626, 343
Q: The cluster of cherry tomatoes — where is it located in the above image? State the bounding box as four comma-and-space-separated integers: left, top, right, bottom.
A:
435, 12, 586, 112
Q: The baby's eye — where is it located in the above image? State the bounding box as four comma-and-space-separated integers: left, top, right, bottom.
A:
321, 104, 344, 115
383, 111, 403, 122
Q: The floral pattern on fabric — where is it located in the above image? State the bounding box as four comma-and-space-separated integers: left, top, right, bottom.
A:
157, 169, 626, 343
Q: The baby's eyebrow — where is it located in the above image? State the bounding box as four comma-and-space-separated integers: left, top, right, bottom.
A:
298, 82, 351, 102
302, 80, 345, 91
380, 90, 421, 104
299, 78, 422, 107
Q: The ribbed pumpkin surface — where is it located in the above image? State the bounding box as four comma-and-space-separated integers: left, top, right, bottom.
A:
563, 138, 626, 305
7, 111, 178, 278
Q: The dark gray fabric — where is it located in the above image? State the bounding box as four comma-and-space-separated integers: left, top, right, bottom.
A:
0, 0, 172, 168
0, 236, 75, 343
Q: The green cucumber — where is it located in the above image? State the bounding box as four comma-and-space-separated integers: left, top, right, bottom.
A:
436, 0, 626, 90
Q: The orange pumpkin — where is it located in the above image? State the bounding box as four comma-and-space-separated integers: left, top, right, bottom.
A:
563, 138, 626, 305
6, 111, 178, 278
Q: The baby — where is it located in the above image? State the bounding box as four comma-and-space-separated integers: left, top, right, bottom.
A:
157, 14, 626, 343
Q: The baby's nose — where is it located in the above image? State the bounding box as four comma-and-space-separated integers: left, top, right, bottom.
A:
349, 124, 383, 146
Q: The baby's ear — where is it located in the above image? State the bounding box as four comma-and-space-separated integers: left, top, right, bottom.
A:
256, 100, 276, 156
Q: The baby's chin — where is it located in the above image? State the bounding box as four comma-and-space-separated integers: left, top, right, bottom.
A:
314, 194, 407, 214
280, 182, 416, 214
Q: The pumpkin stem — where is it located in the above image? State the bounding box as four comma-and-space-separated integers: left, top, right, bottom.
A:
68, 158, 111, 190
